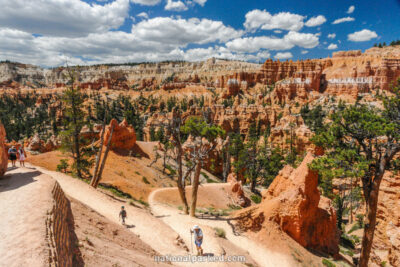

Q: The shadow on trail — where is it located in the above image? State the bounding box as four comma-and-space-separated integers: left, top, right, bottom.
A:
0, 170, 41, 193
197, 213, 257, 237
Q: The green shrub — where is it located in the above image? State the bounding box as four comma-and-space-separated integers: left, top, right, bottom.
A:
348, 223, 361, 234
250, 194, 262, 204
214, 227, 226, 238
142, 176, 150, 184
322, 259, 336, 267
56, 159, 69, 173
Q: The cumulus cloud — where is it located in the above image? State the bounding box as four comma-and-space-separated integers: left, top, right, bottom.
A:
192, 0, 207, 6
226, 31, 319, 53
305, 15, 326, 27
165, 0, 188, 11
226, 36, 293, 53
284, 31, 319, 48
132, 17, 243, 45
0, 0, 130, 37
131, 0, 161, 5
327, 33, 336, 39
347, 5, 355, 14
332, 17, 355, 24
327, 43, 338, 50
137, 12, 149, 19
274, 52, 292, 60
244, 9, 305, 31
348, 29, 378, 42
301, 50, 308, 54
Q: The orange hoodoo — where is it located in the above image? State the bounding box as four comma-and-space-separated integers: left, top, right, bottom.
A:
103, 119, 136, 150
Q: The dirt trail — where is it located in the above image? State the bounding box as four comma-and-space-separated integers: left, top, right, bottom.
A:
0, 165, 54, 267
149, 185, 293, 267
28, 164, 190, 261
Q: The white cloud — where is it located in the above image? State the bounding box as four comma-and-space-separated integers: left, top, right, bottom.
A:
327, 43, 338, 50
347, 5, 355, 14
348, 29, 378, 42
284, 31, 319, 48
131, 0, 161, 5
327, 33, 336, 39
137, 12, 149, 19
301, 50, 308, 54
305, 15, 326, 27
332, 17, 355, 24
0, 0, 130, 37
244, 9, 305, 31
165, 0, 188, 11
274, 30, 282, 34
226, 36, 293, 53
192, 0, 207, 6
226, 31, 319, 53
132, 17, 243, 45
274, 52, 292, 60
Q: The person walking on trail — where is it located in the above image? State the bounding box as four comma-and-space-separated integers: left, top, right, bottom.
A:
8, 146, 17, 167
18, 146, 27, 167
191, 225, 204, 256
119, 206, 127, 225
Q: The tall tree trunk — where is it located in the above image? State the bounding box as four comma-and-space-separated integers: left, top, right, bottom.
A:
93, 124, 114, 188
74, 130, 81, 178
250, 174, 257, 193
190, 162, 202, 217
223, 148, 230, 182
91, 118, 106, 187
176, 147, 189, 214
359, 187, 379, 267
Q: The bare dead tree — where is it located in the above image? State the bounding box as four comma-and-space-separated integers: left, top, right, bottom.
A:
93, 123, 115, 188
90, 116, 107, 187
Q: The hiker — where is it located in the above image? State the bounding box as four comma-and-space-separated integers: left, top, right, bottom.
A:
119, 206, 127, 225
8, 146, 17, 167
191, 225, 204, 256
18, 146, 27, 167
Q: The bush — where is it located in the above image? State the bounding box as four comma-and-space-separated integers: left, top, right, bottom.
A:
56, 159, 69, 173
214, 227, 226, 238
348, 223, 361, 234
322, 259, 336, 267
250, 194, 262, 204
142, 176, 150, 184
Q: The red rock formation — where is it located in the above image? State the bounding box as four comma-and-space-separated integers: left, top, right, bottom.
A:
103, 119, 136, 151
371, 172, 400, 266
0, 123, 8, 177
227, 173, 250, 207
235, 152, 339, 255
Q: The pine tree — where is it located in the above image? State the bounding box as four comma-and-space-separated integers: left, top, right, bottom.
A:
60, 71, 93, 178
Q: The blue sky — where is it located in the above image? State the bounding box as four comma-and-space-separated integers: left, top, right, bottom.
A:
0, 0, 399, 66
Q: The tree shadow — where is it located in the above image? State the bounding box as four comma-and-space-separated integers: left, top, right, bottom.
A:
0, 170, 41, 193
197, 213, 252, 236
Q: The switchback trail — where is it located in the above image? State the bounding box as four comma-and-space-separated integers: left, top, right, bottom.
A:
149, 185, 293, 267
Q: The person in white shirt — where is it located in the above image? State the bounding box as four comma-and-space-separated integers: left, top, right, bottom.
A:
190, 225, 203, 255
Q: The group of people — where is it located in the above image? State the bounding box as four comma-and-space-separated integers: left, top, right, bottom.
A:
7, 145, 26, 167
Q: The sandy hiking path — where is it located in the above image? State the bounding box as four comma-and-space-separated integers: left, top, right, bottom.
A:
0, 165, 54, 267
28, 164, 190, 264
149, 185, 293, 267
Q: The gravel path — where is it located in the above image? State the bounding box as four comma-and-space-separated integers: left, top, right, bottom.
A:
0, 165, 54, 267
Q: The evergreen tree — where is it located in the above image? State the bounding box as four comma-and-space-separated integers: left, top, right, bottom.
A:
60, 72, 94, 178
310, 83, 400, 266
